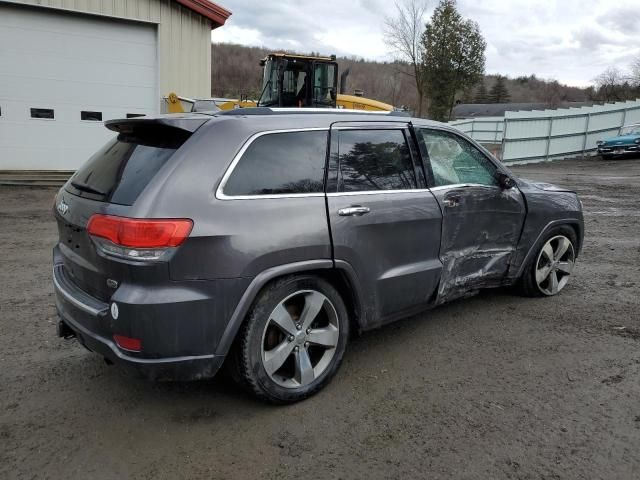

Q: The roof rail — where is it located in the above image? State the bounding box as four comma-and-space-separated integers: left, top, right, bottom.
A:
219, 107, 275, 116
219, 107, 410, 117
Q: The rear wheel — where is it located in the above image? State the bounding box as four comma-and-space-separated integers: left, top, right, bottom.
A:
601, 154, 612, 160
519, 226, 577, 297
230, 275, 349, 403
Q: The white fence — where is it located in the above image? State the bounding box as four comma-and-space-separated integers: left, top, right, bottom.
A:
446, 116, 504, 143
449, 99, 640, 163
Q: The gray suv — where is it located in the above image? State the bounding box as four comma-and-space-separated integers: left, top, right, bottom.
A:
53, 109, 584, 403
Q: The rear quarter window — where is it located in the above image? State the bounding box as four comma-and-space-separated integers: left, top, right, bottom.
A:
222, 130, 328, 196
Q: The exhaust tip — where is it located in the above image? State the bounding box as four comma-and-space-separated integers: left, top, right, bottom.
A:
57, 320, 76, 339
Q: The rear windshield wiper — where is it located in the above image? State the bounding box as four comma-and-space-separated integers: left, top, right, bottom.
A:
70, 181, 106, 196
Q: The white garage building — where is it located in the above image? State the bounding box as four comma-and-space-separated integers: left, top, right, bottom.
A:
0, 0, 230, 172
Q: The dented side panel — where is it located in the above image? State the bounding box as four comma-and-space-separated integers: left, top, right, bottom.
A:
429, 185, 526, 303
507, 180, 584, 280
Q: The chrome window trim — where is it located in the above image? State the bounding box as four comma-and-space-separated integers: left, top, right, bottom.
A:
331, 125, 408, 130
429, 183, 500, 192
326, 189, 432, 197
216, 128, 329, 200
326, 185, 500, 196
220, 192, 326, 201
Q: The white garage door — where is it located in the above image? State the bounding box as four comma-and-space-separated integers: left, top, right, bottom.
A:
0, 4, 158, 170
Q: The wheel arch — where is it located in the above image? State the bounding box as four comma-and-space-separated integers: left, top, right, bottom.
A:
513, 218, 583, 280
215, 259, 365, 357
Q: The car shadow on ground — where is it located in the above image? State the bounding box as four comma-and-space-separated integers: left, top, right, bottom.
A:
50, 284, 543, 414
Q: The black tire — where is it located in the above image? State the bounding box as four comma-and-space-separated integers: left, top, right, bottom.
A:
229, 275, 350, 404
601, 154, 612, 160
518, 225, 578, 297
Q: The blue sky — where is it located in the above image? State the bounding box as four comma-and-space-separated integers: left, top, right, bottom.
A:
212, 0, 640, 87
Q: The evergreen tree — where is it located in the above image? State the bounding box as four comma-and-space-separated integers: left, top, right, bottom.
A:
474, 81, 488, 103
488, 75, 510, 103
421, 0, 487, 121
460, 85, 475, 103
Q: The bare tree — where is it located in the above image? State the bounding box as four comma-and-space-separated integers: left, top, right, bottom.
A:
593, 67, 632, 102
384, 0, 429, 116
540, 79, 564, 107
631, 56, 640, 88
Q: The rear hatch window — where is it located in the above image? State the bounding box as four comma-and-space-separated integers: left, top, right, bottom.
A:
66, 125, 191, 206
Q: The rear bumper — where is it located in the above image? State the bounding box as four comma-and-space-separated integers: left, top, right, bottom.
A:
53, 261, 226, 381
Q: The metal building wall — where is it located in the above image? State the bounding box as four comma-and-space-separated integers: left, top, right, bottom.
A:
4, 0, 213, 104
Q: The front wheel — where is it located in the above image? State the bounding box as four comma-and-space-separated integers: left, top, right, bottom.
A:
519, 226, 577, 297
229, 275, 349, 403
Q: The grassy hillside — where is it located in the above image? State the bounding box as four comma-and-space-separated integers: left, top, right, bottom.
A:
211, 43, 591, 114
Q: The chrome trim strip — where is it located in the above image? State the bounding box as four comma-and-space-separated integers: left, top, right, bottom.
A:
429, 183, 499, 192
331, 125, 407, 130
216, 128, 329, 201
219, 192, 325, 201
326, 189, 432, 197
53, 267, 103, 316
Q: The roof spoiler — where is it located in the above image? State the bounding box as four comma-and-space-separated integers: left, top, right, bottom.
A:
105, 116, 209, 134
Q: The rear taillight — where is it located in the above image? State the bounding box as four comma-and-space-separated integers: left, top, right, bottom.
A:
87, 214, 193, 261
113, 334, 142, 352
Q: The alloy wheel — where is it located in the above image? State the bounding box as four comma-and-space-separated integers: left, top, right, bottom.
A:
535, 235, 575, 296
261, 290, 340, 388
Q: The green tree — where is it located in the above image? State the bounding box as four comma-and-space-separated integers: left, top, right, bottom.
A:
474, 81, 488, 103
421, 0, 487, 121
488, 75, 510, 103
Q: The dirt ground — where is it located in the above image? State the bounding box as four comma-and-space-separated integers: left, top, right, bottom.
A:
1, 157, 639, 480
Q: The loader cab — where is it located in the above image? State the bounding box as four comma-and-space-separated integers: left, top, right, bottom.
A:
258, 54, 338, 108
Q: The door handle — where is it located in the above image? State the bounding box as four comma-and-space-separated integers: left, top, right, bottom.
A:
338, 206, 370, 216
442, 195, 461, 208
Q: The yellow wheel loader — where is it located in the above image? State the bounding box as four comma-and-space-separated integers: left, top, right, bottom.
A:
166, 53, 395, 113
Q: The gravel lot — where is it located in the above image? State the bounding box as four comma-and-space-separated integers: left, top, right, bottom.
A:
1, 157, 639, 480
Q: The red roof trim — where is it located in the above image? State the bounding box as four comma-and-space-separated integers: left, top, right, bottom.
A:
175, 0, 231, 28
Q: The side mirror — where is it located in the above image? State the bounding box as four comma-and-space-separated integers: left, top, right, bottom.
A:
496, 172, 515, 189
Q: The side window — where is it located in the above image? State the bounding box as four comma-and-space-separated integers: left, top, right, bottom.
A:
420, 129, 498, 187
337, 129, 416, 192
313, 63, 336, 106
223, 130, 327, 196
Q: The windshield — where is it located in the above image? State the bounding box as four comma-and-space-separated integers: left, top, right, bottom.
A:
258, 59, 279, 106
619, 125, 640, 136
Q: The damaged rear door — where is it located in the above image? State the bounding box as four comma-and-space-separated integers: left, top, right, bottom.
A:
416, 128, 525, 302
